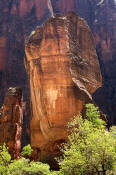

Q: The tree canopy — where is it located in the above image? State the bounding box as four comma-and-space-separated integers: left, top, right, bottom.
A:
57, 104, 116, 175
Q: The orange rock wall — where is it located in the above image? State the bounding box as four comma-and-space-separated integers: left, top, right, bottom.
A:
0, 87, 23, 159
25, 13, 101, 157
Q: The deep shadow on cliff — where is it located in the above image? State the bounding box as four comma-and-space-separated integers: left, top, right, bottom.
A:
93, 85, 116, 127
91, 0, 116, 126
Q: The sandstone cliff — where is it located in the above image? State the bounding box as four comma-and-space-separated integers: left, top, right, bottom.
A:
0, 87, 23, 159
25, 12, 101, 159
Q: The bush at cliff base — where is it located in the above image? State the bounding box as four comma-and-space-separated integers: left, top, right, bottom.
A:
57, 104, 116, 175
0, 144, 57, 175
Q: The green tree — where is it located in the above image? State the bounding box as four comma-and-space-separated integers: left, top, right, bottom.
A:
0, 144, 11, 175
57, 104, 116, 175
8, 158, 53, 175
0, 144, 57, 175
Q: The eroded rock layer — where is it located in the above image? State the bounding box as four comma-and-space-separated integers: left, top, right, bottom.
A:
0, 87, 23, 159
25, 13, 101, 157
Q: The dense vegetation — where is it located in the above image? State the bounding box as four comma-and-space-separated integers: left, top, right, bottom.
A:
57, 104, 116, 175
0, 144, 57, 175
0, 104, 116, 175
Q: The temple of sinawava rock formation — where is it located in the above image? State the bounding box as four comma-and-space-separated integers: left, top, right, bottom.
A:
25, 12, 102, 158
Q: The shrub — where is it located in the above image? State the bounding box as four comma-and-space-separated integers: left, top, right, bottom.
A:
0, 144, 56, 175
57, 104, 116, 175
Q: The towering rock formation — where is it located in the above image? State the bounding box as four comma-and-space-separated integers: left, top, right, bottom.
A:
0, 87, 23, 159
25, 13, 101, 159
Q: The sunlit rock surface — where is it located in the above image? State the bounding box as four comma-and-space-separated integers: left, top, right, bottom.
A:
0, 87, 23, 159
25, 13, 102, 158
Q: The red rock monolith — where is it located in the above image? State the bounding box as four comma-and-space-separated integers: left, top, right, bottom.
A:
0, 87, 23, 159
25, 12, 102, 159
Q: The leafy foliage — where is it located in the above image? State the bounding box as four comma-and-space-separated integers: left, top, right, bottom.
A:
21, 144, 33, 156
8, 158, 53, 175
0, 144, 11, 175
0, 144, 56, 175
85, 104, 106, 128
57, 104, 116, 175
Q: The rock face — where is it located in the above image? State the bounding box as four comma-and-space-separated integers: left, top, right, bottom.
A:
0, 87, 23, 159
91, 0, 116, 126
51, 0, 76, 14
0, 0, 53, 146
25, 13, 101, 158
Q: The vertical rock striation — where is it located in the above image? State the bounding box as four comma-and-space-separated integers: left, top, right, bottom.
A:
25, 13, 101, 158
0, 87, 23, 159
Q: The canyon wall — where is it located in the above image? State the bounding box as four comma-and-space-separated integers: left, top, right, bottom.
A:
25, 12, 101, 159
92, 0, 116, 126
0, 0, 53, 144
0, 87, 23, 159
74, 0, 116, 126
